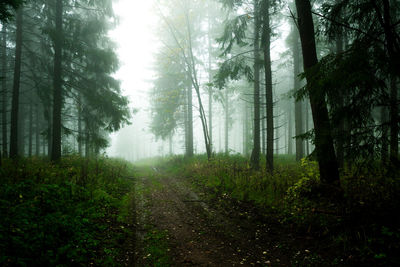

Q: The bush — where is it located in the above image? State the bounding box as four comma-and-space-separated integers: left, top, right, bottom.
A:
0, 156, 134, 266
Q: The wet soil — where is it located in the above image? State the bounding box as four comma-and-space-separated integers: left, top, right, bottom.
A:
133, 166, 322, 267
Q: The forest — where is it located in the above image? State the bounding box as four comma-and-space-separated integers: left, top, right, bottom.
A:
0, 0, 399, 266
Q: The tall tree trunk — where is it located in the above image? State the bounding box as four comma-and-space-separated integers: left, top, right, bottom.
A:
261, 99, 266, 155
208, 88, 213, 153
51, 0, 63, 162
243, 102, 249, 155
18, 100, 25, 156
336, 34, 345, 168
381, 105, 389, 163
207, 14, 213, 154
261, 0, 274, 172
28, 100, 33, 157
187, 82, 194, 157
219, 112, 222, 152
379, 0, 399, 163
85, 130, 90, 158
184, 9, 211, 160
1, 25, 7, 157
305, 102, 310, 155
169, 133, 172, 155
78, 96, 82, 156
389, 75, 398, 162
288, 102, 293, 155
184, 86, 189, 154
47, 109, 52, 156
251, 0, 261, 169
35, 104, 40, 156
295, 0, 340, 185
9, 7, 23, 159
225, 89, 229, 154
293, 25, 304, 161
275, 120, 279, 155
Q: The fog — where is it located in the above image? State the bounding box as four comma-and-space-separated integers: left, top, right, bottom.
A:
1, 1, 399, 265
108, 0, 293, 162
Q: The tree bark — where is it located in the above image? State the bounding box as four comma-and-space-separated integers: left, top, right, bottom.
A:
380, 0, 399, 163
207, 13, 213, 154
288, 103, 293, 155
51, 0, 63, 162
389, 75, 398, 162
78, 95, 82, 156
295, 0, 340, 185
305, 102, 310, 155
261, 0, 274, 172
225, 88, 229, 154
47, 109, 52, 156
28, 100, 33, 157
251, 0, 261, 170
275, 119, 279, 155
381, 105, 389, 163
85, 126, 90, 158
1, 25, 7, 157
18, 100, 25, 156
293, 25, 304, 161
35, 104, 40, 156
9, 7, 23, 159
186, 82, 194, 157
335, 34, 345, 168
261, 98, 266, 155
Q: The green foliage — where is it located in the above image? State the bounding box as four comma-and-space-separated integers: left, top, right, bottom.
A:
142, 229, 171, 267
0, 156, 135, 266
283, 160, 400, 265
162, 154, 300, 207
217, 14, 249, 56
0, 0, 22, 22
214, 56, 254, 89
159, 155, 400, 265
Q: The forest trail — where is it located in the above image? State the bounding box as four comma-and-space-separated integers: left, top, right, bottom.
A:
132, 166, 308, 267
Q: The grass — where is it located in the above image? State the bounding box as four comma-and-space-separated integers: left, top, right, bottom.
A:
132, 164, 171, 267
0, 155, 135, 266
158, 153, 400, 266
142, 228, 170, 267
163, 153, 301, 208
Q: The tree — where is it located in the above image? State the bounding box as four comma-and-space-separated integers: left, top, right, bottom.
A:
51, 0, 63, 162
9, 7, 23, 158
0, 0, 23, 22
1, 25, 7, 157
261, 0, 274, 172
251, 0, 261, 169
216, 0, 262, 169
3, 0, 130, 159
290, 22, 304, 161
156, 0, 212, 159
310, 0, 400, 168
295, 0, 340, 185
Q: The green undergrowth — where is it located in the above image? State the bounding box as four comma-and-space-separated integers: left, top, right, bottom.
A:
159, 154, 400, 266
142, 228, 170, 267
132, 165, 171, 267
0, 156, 135, 266
163, 153, 300, 208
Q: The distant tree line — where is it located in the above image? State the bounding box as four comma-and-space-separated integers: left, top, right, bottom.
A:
0, 0, 130, 162
149, 0, 399, 186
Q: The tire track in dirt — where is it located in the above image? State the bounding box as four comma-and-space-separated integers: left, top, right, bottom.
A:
133, 166, 294, 266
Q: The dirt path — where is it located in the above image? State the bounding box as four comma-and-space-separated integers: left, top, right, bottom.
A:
133, 166, 316, 266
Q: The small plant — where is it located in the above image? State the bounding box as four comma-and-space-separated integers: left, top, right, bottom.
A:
0, 156, 135, 266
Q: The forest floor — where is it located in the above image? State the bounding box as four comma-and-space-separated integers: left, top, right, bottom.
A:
132, 165, 326, 267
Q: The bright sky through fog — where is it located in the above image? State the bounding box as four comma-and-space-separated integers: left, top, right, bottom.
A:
106, 0, 290, 159
107, 0, 158, 157
109, 0, 156, 108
